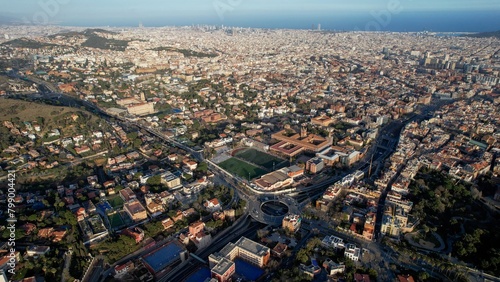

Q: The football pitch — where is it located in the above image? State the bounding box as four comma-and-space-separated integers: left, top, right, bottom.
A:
234, 148, 286, 170
218, 157, 267, 180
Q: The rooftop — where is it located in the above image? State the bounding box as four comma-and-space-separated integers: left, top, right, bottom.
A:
234, 237, 270, 257
142, 240, 186, 273
211, 258, 234, 276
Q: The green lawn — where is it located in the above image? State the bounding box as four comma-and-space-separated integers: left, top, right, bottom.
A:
235, 148, 286, 170
219, 157, 267, 180
108, 195, 124, 209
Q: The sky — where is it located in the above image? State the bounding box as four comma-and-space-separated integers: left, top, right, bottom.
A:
1, 0, 500, 31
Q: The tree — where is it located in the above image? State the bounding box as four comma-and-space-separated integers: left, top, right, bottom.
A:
126, 132, 138, 140
296, 249, 309, 264
454, 228, 485, 257
196, 162, 208, 173
143, 221, 164, 238
133, 138, 142, 148
133, 172, 143, 181
368, 268, 378, 279
418, 271, 430, 281
422, 224, 430, 234
146, 175, 162, 186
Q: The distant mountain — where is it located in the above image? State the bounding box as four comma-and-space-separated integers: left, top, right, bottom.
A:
82, 28, 118, 36
48, 28, 128, 51
1, 38, 57, 49
462, 30, 500, 38
149, 46, 218, 58
2, 28, 128, 51
49, 28, 117, 39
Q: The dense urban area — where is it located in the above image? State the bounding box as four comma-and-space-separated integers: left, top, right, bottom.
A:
0, 25, 499, 282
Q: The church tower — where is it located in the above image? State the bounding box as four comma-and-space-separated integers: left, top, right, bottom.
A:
300, 126, 307, 138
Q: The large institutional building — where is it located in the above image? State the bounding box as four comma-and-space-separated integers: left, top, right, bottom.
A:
271, 126, 333, 157
209, 237, 270, 281
126, 102, 155, 116
123, 199, 147, 222
141, 240, 188, 279
117, 96, 156, 116
254, 169, 293, 190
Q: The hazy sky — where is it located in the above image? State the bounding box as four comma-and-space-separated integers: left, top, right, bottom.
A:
1, 0, 499, 31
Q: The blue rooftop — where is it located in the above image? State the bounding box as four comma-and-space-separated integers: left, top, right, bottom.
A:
143, 241, 184, 273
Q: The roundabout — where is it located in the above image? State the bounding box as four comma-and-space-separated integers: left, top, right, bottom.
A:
260, 200, 289, 217
247, 195, 300, 226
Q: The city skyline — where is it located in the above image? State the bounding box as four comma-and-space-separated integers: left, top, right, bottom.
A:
1, 0, 499, 31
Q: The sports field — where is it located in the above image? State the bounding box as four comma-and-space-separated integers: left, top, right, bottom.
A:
108, 213, 125, 229
119, 210, 133, 225
219, 157, 267, 180
235, 148, 286, 170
